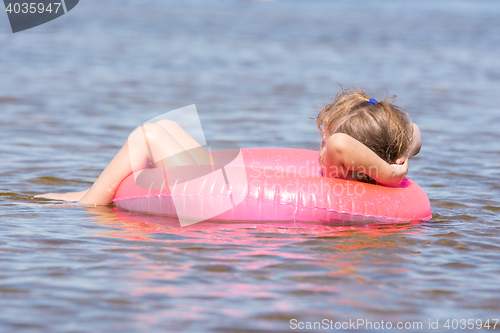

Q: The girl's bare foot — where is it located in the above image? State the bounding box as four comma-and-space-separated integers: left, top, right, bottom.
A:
35, 189, 89, 202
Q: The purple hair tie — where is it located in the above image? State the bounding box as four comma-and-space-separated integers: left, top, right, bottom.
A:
369, 98, 377, 105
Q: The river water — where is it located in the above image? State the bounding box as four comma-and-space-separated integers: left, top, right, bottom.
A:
0, 0, 499, 332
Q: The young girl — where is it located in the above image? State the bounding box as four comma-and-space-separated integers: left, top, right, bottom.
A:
37, 87, 421, 205
317, 88, 421, 187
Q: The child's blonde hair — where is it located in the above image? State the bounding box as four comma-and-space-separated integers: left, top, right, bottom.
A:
317, 88, 413, 182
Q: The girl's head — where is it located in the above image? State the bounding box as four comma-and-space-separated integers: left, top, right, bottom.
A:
317, 88, 414, 167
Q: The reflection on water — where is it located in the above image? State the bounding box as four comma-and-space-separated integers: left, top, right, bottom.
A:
1, 0, 500, 331
82, 205, 427, 328
88, 206, 423, 245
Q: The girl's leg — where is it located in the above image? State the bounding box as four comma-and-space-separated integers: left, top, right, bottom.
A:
155, 119, 211, 165
37, 121, 205, 206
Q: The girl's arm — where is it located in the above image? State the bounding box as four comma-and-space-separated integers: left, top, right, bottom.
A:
396, 124, 422, 164
409, 123, 422, 157
396, 123, 421, 164
323, 133, 409, 187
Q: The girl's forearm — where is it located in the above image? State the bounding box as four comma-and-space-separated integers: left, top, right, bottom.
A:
323, 133, 407, 187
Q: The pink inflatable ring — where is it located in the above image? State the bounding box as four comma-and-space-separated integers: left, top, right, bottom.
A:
113, 148, 432, 224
